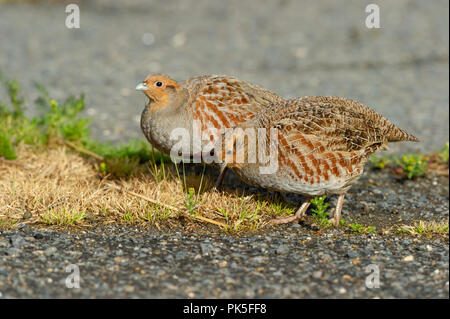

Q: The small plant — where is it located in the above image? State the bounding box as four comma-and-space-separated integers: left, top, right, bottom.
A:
394, 154, 427, 179
176, 162, 208, 218
233, 209, 248, 231
310, 195, 332, 228
266, 198, 295, 218
217, 208, 233, 232
348, 222, 363, 233
122, 211, 135, 223
158, 210, 172, 220
0, 130, 17, 160
99, 162, 107, 173
234, 208, 260, 232
438, 142, 449, 163
185, 187, 198, 215
218, 208, 229, 221
396, 220, 449, 237
0, 73, 89, 151
0, 219, 17, 231
347, 222, 376, 234
40, 208, 85, 226
366, 226, 376, 233
369, 154, 392, 169
0, 71, 25, 118
248, 203, 263, 223
43, 97, 91, 142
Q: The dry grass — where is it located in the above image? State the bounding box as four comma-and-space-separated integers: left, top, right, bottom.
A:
396, 220, 449, 238
0, 144, 295, 232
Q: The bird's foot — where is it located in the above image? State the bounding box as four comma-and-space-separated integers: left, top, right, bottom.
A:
269, 200, 310, 225
269, 214, 303, 225
328, 216, 340, 227
328, 193, 345, 226
213, 164, 227, 190
213, 179, 223, 191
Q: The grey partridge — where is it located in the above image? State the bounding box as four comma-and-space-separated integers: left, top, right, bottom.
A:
218, 96, 419, 226
136, 74, 283, 187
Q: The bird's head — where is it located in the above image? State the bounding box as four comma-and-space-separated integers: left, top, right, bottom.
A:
136, 74, 184, 114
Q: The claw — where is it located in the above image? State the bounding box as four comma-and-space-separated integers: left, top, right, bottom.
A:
268, 199, 310, 225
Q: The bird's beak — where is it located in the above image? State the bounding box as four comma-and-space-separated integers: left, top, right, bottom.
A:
135, 82, 148, 91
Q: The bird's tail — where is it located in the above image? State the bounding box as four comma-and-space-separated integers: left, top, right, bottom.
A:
385, 123, 420, 143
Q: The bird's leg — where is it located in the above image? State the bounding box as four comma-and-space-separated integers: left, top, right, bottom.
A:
276, 191, 290, 203
269, 199, 311, 225
214, 165, 228, 190
329, 193, 345, 226
269, 191, 289, 203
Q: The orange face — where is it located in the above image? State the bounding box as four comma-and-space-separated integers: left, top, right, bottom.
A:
136, 74, 180, 113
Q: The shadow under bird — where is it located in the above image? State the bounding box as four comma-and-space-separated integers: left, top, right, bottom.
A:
136, 73, 283, 188
218, 96, 419, 226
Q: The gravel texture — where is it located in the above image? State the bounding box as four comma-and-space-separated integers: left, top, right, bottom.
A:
0, 0, 448, 299
0, 168, 448, 298
0, 223, 448, 299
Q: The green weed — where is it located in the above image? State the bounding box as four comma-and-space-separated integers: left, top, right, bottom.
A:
310, 195, 332, 228
185, 187, 198, 216
122, 211, 136, 223
0, 218, 17, 231
40, 208, 86, 226
347, 222, 376, 234
438, 142, 449, 163
369, 154, 392, 169
0, 70, 24, 118
394, 154, 427, 179
0, 130, 17, 159
233, 205, 261, 232
264, 196, 295, 218
0, 69, 168, 178
396, 220, 449, 237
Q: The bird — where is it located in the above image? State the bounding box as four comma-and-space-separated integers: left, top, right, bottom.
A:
217, 96, 419, 226
136, 74, 283, 188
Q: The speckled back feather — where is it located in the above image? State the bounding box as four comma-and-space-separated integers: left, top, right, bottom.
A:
228, 96, 419, 195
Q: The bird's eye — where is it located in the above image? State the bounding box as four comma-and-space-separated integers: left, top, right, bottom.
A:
155, 81, 163, 87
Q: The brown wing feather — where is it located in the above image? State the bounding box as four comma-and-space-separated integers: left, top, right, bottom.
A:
259, 96, 416, 156
184, 75, 283, 132
249, 96, 418, 182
